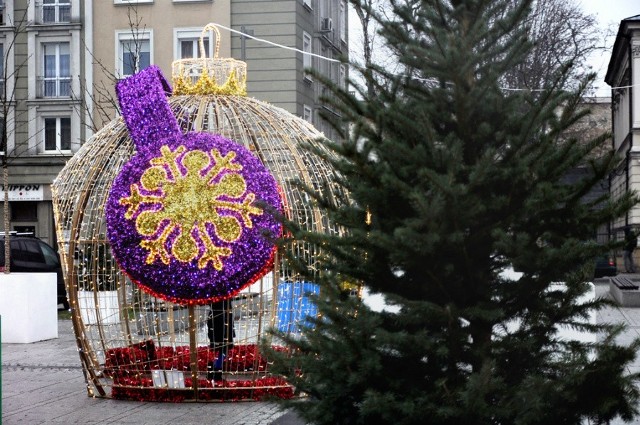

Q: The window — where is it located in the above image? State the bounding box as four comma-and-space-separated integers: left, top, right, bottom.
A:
40, 241, 59, 266
41, 43, 70, 97
339, 64, 346, 89
175, 29, 212, 60
303, 105, 312, 123
121, 39, 150, 76
0, 113, 5, 153
303, 31, 312, 70
116, 30, 152, 78
11, 202, 38, 222
325, 55, 333, 80
12, 239, 45, 263
41, 0, 71, 24
14, 226, 36, 236
180, 38, 209, 59
319, 0, 328, 19
0, 44, 4, 95
44, 117, 71, 152
339, 1, 347, 42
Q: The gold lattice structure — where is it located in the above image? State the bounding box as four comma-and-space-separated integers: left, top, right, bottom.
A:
51, 26, 345, 401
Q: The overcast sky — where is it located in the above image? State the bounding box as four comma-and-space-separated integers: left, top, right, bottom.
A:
579, 0, 639, 96
348, 1, 639, 96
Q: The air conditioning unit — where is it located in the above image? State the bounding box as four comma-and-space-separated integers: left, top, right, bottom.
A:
321, 17, 333, 32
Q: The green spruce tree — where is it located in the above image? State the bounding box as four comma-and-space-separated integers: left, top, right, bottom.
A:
270, 1, 640, 424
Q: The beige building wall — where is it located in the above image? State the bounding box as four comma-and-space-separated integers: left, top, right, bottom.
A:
89, 1, 232, 129
89, 0, 347, 142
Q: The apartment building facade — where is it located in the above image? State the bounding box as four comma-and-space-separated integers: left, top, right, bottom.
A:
231, 0, 348, 142
0, 0, 346, 247
0, 0, 87, 246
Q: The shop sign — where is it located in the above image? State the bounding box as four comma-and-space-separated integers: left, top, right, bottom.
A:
0, 184, 44, 201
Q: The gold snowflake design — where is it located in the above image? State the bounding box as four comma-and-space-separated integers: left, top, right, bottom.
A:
119, 145, 263, 270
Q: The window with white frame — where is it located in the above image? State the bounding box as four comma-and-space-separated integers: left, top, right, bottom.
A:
41, 0, 71, 24
340, 1, 346, 42
41, 42, 70, 97
303, 105, 312, 123
303, 31, 312, 70
43, 117, 71, 152
116, 31, 152, 78
180, 37, 208, 59
175, 29, 212, 60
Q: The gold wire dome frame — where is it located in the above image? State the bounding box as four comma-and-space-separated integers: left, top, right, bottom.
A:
52, 25, 345, 401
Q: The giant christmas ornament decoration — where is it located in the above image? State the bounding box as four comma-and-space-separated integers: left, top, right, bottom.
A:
51, 24, 347, 401
106, 66, 282, 304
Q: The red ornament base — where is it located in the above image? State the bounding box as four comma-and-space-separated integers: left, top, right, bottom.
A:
104, 342, 294, 402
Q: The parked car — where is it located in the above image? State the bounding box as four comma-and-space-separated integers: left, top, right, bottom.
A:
594, 254, 617, 278
0, 235, 69, 309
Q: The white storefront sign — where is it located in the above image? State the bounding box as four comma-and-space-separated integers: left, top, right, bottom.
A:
0, 184, 44, 201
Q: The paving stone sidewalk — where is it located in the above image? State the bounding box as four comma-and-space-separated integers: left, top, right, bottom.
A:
4, 279, 640, 424
1, 319, 305, 424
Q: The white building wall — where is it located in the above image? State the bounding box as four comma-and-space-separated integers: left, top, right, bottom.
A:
607, 21, 640, 237
628, 159, 640, 226
632, 41, 640, 129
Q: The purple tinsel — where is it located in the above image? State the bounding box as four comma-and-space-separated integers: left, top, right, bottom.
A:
105, 66, 282, 305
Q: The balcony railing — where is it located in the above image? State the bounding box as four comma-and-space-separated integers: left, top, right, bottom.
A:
36, 2, 71, 24
37, 76, 71, 98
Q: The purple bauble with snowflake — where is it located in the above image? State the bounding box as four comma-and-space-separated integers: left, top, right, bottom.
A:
105, 66, 282, 305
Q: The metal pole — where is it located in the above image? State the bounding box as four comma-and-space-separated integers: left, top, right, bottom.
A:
189, 305, 198, 399
240, 26, 254, 61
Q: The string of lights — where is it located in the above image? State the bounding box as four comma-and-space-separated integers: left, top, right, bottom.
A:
52, 25, 348, 401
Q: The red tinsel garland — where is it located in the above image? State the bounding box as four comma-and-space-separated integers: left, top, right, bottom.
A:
104, 342, 293, 402
111, 376, 294, 402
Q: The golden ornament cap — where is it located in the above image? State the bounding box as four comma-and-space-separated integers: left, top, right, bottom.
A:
172, 23, 247, 96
